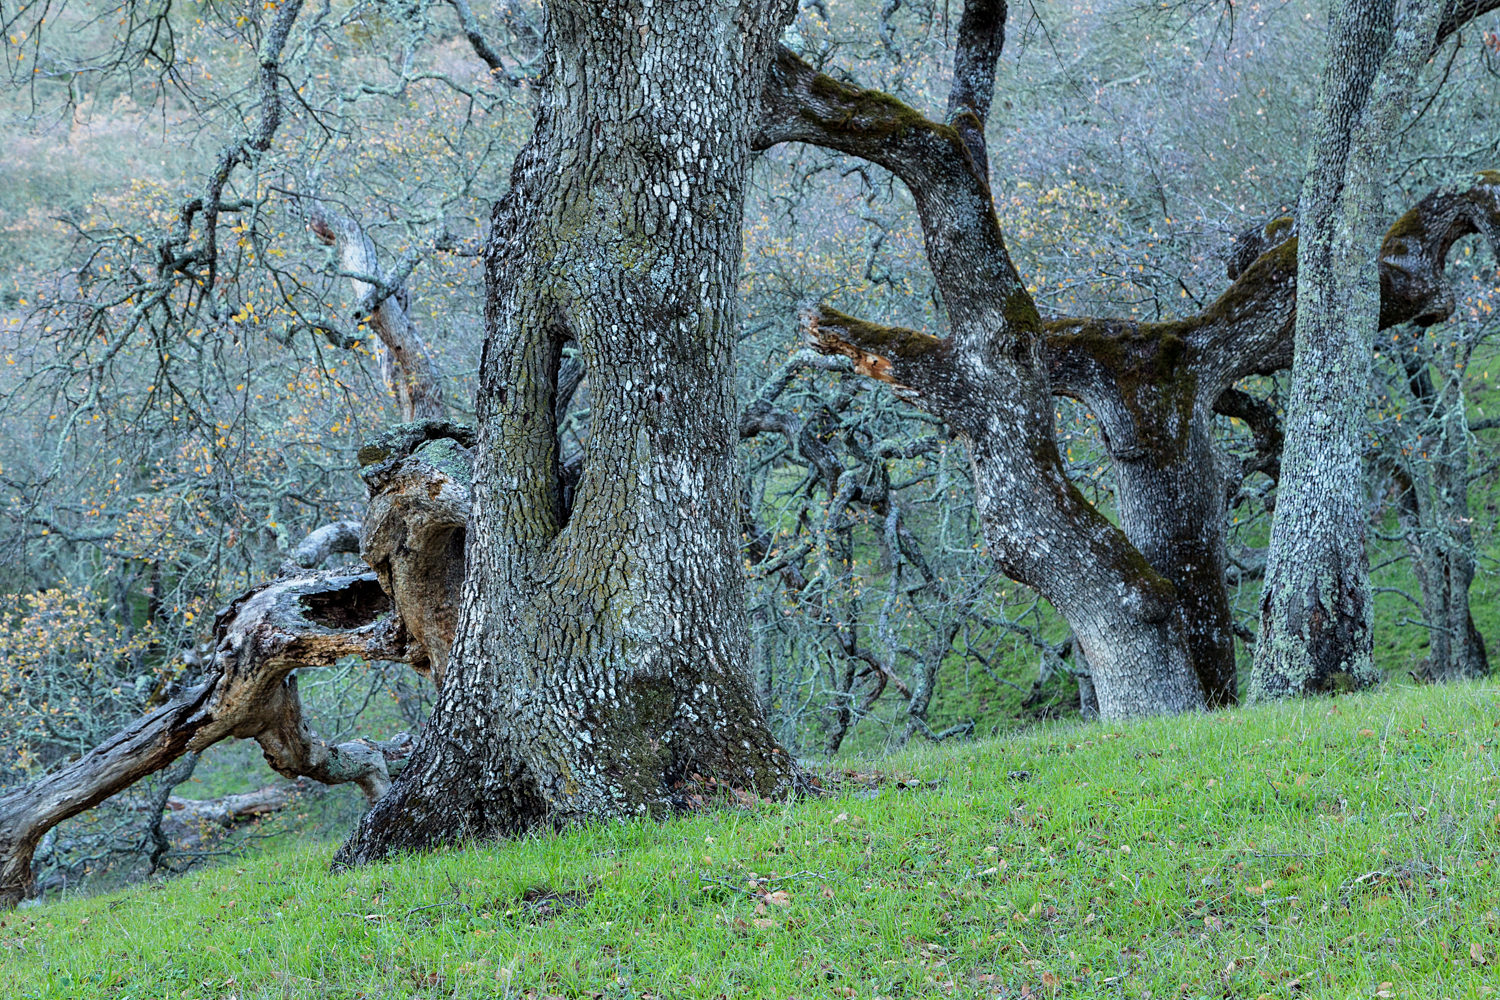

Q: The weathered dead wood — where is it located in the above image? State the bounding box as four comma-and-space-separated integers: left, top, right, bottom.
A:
158, 782, 315, 850
308, 205, 446, 421
150, 777, 321, 853
253, 677, 415, 803
0, 417, 480, 907
289, 520, 363, 568
162, 782, 313, 830
0, 572, 412, 908
156, 737, 407, 849
356, 422, 474, 687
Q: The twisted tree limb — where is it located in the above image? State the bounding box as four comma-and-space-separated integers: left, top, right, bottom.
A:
756, 0, 1499, 714
760, 19, 1206, 717
0, 571, 414, 907
307, 205, 447, 421
289, 520, 363, 569
0, 422, 478, 908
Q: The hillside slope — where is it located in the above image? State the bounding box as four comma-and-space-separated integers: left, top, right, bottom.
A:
4, 681, 1499, 999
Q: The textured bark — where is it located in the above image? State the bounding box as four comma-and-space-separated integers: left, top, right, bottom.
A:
335, 0, 801, 866
757, 9, 1207, 717
759, 27, 1205, 717
756, 3, 1498, 714
0, 572, 414, 907
1039, 239, 1299, 707
357, 421, 476, 688
945, 0, 1007, 179
1253, 0, 1445, 701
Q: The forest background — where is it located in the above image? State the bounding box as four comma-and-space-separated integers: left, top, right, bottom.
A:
1, 0, 1498, 900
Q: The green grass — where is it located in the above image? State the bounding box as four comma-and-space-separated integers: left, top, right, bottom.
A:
5, 681, 1500, 1000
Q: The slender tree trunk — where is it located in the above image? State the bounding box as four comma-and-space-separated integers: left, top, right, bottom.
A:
1382, 330, 1491, 682
1253, 0, 1443, 699
1393, 460, 1489, 681
335, 0, 800, 865
1419, 363, 1488, 682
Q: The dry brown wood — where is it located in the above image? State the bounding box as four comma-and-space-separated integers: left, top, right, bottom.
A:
0, 571, 414, 907
0, 420, 480, 907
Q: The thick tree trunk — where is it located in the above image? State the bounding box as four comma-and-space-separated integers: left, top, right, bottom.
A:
1253, 0, 1444, 700
1109, 422, 1239, 707
758, 11, 1207, 718
964, 415, 1207, 718
804, 307, 1207, 720
335, 0, 800, 865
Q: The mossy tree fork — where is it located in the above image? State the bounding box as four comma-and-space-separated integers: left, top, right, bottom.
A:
756, 0, 1499, 715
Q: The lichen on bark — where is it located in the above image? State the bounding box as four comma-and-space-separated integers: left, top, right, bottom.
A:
334, 0, 803, 866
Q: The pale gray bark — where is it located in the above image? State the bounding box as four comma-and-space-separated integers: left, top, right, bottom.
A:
308, 205, 446, 421
335, 0, 802, 865
1253, 0, 1445, 700
289, 520, 363, 569
0, 571, 415, 907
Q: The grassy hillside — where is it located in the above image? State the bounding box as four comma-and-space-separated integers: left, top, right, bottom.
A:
4, 681, 1498, 999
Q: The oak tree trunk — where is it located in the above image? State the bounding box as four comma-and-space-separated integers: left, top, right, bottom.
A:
758, 6, 1208, 719
1253, 0, 1443, 699
335, 0, 800, 865
1108, 419, 1240, 707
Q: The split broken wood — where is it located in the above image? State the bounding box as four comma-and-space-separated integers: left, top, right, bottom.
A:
0, 421, 474, 908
